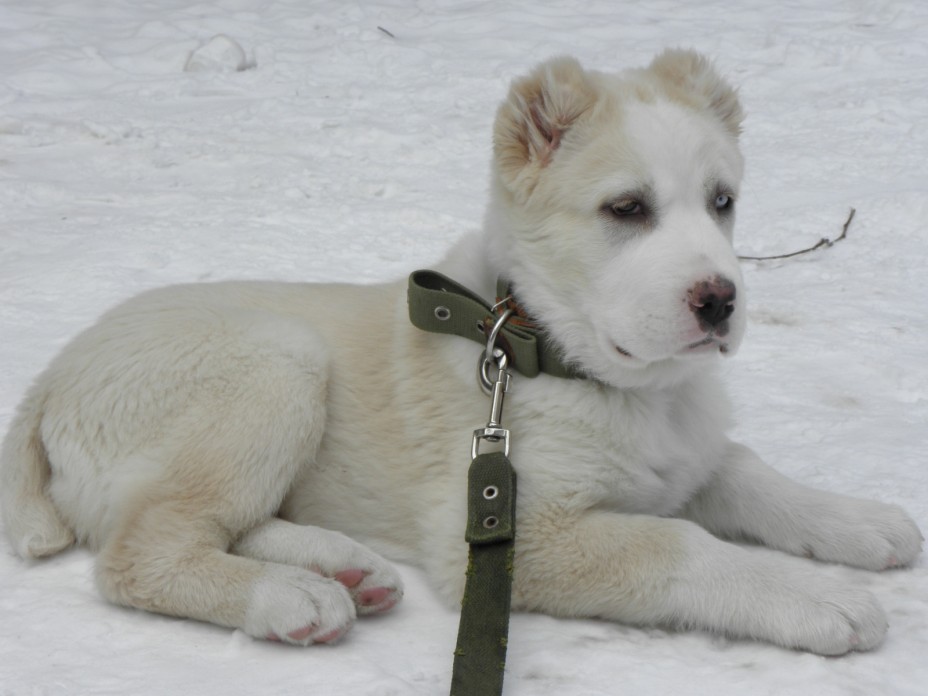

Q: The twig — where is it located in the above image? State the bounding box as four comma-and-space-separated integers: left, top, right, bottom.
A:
377, 26, 396, 38
738, 207, 856, 261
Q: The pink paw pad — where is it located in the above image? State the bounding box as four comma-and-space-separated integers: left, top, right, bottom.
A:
358, 587, 393, 608
286, 625, 316, 642
372, 596, 398, 613
334, 568, 366, 588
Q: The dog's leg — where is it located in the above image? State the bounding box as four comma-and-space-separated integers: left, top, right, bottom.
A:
510, 510, 888, 654
88, 307, 360, 644
232, 518, 403, 615
93, 428, 363, 645
682, 442, 923, 570
96, 493, 357, 645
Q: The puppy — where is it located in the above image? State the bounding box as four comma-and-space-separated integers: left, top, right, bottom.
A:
2, 50, 921, 653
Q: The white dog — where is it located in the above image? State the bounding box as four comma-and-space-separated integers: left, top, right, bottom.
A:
2, 51, 921, 654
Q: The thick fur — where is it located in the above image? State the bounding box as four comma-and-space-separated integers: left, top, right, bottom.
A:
1, 51, 922, 654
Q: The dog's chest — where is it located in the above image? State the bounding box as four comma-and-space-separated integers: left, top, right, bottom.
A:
512, 380, 727, 516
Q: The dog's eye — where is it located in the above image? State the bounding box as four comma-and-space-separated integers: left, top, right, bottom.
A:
610, 199, 642, 217
714, 193, 733, 211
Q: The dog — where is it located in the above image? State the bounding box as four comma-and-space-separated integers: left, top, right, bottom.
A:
2, 50, 922, 654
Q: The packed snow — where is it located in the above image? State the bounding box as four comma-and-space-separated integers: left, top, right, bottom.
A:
1, 1, 927, 694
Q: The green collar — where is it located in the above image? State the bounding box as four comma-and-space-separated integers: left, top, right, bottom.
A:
407, 270, 586, 380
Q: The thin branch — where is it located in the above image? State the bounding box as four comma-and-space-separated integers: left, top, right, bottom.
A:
738, 207, 856, 261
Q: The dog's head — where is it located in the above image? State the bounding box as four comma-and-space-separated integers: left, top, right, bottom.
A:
486, 50, 746, 388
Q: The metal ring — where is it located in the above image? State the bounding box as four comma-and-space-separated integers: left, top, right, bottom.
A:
482, 516, 499, 529
434, 305, 451, 321
484, 307, 514, 364
490, 294, 513, 313
483, 485, 499, 500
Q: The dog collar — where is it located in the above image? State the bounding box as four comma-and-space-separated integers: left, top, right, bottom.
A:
407, 270, 586, 380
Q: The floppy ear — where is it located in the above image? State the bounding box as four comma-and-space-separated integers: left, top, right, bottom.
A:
648, 49, 744, 138
493, 57, 598, 199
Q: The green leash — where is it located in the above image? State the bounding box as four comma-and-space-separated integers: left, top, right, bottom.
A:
451, 449, 517, 695
407, 270, 585, 695
452, 339, 516, 696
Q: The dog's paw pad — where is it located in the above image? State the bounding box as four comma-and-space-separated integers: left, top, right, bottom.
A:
330, 568, 402, 614
286, 625, 316, 641
316, 550, 404, 615
359, 587, 391, 606
356, 586, 401, 614
335, 568, 366, 588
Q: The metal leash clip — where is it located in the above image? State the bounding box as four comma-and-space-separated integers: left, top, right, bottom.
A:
477, 297, 513, 395
473, 306, 513, 460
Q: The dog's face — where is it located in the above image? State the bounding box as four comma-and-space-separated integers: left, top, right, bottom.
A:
487, 51, 746, 388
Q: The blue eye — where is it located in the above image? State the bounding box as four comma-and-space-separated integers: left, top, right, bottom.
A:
715, 193, 733, 210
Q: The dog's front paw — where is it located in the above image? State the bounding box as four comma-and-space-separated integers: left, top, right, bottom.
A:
798, 498, 923, 571
713, 552, 891, 655
769, 578, 887, 655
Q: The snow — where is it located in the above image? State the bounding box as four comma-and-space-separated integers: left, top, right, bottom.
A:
1, 0, 927, 693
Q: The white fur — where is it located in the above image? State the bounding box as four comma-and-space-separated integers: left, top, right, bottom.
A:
0, 51, 922, 654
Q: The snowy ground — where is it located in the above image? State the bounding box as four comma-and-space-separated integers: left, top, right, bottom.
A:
2, 1, 927, 694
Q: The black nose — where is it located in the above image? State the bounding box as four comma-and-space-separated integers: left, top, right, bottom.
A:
688, 277, 736, 330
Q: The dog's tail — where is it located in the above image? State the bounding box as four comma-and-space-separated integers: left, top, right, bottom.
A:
0, 385, 74, 558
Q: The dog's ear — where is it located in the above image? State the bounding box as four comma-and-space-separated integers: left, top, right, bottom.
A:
494, 57, 598, 199
648, 49, 743, 138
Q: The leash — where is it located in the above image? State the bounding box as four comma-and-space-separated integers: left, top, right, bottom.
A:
408, 270, 586, 695
451, 336, 516, 696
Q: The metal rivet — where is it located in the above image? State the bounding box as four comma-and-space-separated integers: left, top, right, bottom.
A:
434, 306, 451, 321
475, 320, 486, 335
483, 516, 499, 529
483, 485, 499, 500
